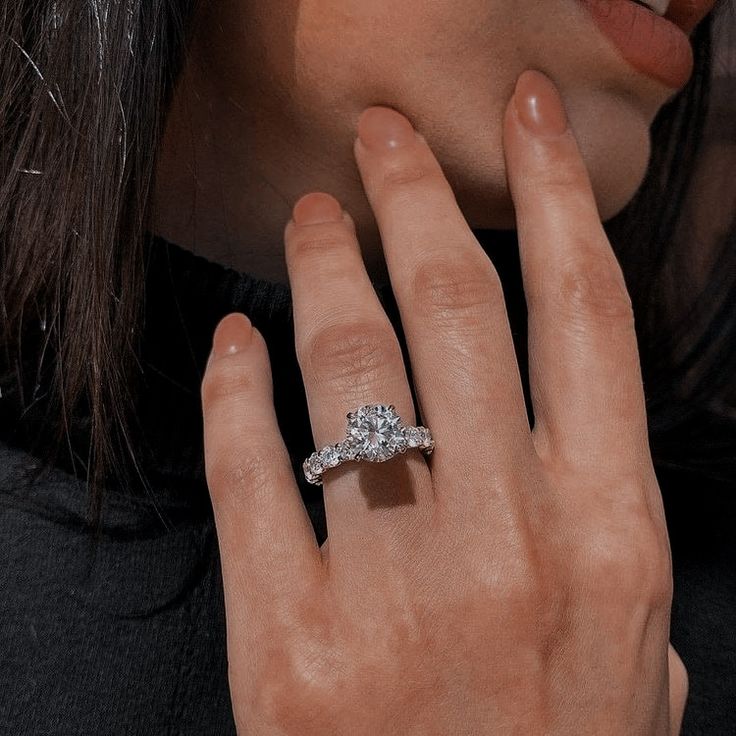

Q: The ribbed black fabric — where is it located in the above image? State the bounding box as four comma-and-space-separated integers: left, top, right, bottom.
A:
0, 231, 734, 735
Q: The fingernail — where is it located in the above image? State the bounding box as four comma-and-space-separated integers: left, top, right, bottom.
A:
357, 106, 417, 152
514, 70, 569, 137
211, 313, 252, 359
292, 192, 344, 226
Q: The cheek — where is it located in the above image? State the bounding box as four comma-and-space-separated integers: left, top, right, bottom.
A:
458, 92, 651, 229
290, 2, 655, 228
408, 84, 653, 230
292, 1, 513, 104
445, 89, 653, 232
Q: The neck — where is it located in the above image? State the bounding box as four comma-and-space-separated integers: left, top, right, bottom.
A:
151, 40, 389, 286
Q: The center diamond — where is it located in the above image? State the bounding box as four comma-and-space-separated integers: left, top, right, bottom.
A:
346, 404, 406, 462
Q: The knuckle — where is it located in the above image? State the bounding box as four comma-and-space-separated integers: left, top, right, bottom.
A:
301, 321, 401, 391
205, 447, 274, 504
583, 522, 673, 607
411, 252, 504, 322
497, 567, 547, 610
481, 534, 549, 610
556, 251, 635, 328
201, 357, 256, 409
536, 161, 589, 198
380, 159, 437, 190
289, 231, 349, 259
495, 564, 561, 636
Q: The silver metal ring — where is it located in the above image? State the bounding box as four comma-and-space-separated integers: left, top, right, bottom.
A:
302, 403, 434, 486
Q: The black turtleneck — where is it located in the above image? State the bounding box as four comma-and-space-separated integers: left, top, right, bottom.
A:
0, 232, 734, 735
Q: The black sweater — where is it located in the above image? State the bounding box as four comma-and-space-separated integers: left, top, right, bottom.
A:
1, 231, 734, 735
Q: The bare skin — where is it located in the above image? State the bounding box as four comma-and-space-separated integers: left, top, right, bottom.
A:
152, 0, 678, 283
200, 70, 688, 734
154, 0, 709, 731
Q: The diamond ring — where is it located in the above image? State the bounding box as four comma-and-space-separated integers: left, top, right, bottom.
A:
302, 403, 434, 486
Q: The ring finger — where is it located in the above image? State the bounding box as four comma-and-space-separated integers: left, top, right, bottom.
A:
284, 192, 434, 560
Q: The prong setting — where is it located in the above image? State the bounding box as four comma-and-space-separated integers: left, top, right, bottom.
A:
302, 403, 434, 485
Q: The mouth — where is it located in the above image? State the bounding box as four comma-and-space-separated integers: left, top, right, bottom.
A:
578, 0, 717, 88
629, 0, 670, 15
663, 0, 718, 34
577, 0, 693, 88
628, 0, 717, 34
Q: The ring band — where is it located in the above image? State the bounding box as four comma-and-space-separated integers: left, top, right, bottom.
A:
302, 403, 434, 486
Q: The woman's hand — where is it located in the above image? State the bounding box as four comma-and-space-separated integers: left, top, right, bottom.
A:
201, 69, 687, 735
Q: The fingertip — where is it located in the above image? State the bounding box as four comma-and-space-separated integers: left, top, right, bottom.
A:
201, 317, 273, 425
292, 192, 344, 227
512, 69, 569, 138
209, 312, 253, 363
503, 70, 575, 158
502, 76, 592, 204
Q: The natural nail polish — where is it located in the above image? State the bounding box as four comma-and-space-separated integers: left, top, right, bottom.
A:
514, 69, 569, 137
357, 106, 417, 152
292, 192, 343, 226
211, 313, 252, 359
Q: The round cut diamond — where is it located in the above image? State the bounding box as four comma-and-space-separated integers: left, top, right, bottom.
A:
318, 445, 341, 468
347, 404, 406, 462
418, 427, 434, 452
337, 442, 354, 461
303, 453, 322, 484
404, 426, 422, 448
305, 453, 322, 473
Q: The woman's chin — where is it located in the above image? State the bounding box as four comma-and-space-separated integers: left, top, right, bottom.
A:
571, 104, 653, 223
458, 118, 652, 232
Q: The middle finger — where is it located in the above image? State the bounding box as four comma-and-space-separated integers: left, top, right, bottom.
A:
353, 107, 535, 508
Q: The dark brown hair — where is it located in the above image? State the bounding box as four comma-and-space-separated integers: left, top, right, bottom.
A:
1, 1, 734, 526
0, 0, 199, 523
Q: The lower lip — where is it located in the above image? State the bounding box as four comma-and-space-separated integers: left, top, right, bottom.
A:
578, 0, 694, 89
